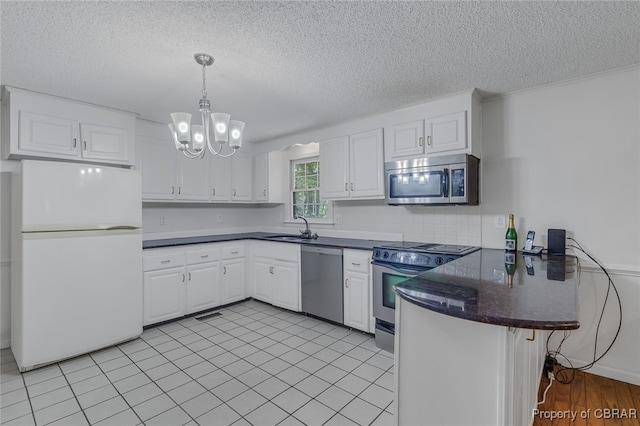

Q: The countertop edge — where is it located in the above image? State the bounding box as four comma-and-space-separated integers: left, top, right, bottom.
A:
395, 287, 580, 330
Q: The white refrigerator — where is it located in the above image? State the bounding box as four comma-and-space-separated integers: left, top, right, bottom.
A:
11, 160, 143, 371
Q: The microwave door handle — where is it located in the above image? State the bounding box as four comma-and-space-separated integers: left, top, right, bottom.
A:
442, 169, 449, 198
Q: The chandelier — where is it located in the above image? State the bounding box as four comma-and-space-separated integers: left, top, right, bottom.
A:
168, 53, 244, 158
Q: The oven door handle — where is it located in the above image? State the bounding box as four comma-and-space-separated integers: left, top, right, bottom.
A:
371, 261, 426, 275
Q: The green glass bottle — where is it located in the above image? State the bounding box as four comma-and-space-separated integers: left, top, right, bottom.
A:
505, 214, 517, 252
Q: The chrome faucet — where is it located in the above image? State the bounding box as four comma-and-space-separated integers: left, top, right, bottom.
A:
294, 215, 318, 239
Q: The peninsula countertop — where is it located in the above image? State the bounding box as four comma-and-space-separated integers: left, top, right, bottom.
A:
394, 248, 579, 330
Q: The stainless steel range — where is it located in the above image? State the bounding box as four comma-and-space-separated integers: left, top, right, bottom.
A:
371, 242, 480, 353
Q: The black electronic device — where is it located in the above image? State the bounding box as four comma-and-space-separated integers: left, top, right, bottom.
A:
547, 229, 566, 256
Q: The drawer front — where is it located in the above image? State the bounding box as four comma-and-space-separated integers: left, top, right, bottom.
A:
343, 249, 371, 273
221, 245, 245, 259
186, 246, 220, 265
253, 241, 299, 261
143, 249, 186, 271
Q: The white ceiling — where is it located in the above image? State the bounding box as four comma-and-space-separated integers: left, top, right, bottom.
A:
2, 1, 639, 145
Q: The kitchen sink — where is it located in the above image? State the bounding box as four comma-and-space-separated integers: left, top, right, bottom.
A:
264, 234, 313, 242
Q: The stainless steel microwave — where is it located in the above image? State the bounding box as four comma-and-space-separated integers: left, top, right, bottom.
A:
384, 154, 479, 205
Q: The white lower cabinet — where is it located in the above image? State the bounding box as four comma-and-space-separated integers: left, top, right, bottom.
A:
252, 241, 301, 311
220, 245, 246, 305
143, 244, 234, 326
395, 298, 548, 426
343, 249, 372, 332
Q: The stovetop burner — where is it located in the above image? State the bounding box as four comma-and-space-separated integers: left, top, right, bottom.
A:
371, 242, 480, 268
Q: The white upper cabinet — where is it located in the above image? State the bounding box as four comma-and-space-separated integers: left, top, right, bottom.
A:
230, 153, 253, 201
253, 151, 286, 203
209, 153, 231, 201
137, 134, 177, 200
384, 90, 481, 162
424, 111, 467, 154
176, 154, 209, 201
386, 120, 425, 159
2, 86, 135, 165
319, 129, 384, 200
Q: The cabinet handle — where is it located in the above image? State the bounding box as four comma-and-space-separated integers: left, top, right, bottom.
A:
83, 141, 87, 150
269, 266, 274, 274
188, 272, 191, 281
231, 251, 239, 255
178, 187, 182, 195
160, 260, 171, 264
344, 183, 348, 192
212, 188, 216, 196
350, 183, 354, 191
526, 330, 536, 342
233, 189, 237, 196
73, 138, 77, 148
171, 186, 175, 195
351, 262, 361, 266
427, 135, 432, 146
345, 279, 349, 288
263, 189, 267, 196
182, 274, 185, 282
200, 255, 209, 259
223, 266, 227, 275
418, 137, 423, 147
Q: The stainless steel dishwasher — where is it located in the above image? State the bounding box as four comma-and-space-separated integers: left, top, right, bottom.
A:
301, 245, 344, 324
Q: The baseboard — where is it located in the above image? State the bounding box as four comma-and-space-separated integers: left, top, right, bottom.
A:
566, 356, 640, 386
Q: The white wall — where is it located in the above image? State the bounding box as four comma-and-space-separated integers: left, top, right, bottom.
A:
480, 67, 640, 385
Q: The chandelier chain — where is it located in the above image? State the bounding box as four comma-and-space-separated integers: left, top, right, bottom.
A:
201, 62, 208, 100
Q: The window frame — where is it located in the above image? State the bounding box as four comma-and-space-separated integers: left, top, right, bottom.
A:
288, 156, 333, 224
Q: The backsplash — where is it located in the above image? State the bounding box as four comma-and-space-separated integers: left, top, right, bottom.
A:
142, 201, 482, 246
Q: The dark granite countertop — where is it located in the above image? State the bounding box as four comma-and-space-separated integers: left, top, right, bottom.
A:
143, 232, 396, 251
394, 249, 579, 330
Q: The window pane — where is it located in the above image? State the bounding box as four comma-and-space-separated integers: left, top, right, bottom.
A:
306, 161, 318, 175
304, 191, 316, 204
306, 175, 318, 188
294, 191, 305, 204
295, 163, 306, 177
304, 204, 316, 217
293, 204, 303, 218
295, 176, 306, 190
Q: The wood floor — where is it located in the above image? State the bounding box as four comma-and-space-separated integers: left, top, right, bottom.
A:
533, 367, 640, 426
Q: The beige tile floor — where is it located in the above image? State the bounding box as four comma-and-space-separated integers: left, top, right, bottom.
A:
0, 300, 394, 426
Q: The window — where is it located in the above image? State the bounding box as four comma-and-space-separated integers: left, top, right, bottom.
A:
291, 158, 329, 220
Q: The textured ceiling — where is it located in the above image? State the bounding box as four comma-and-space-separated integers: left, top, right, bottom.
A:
1, 1, 639, 144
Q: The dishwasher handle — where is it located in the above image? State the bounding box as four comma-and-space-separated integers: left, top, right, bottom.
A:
301, 246, 343, 256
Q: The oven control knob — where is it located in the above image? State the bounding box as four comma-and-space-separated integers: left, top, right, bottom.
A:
383, 251, 389, 259
446, 257, 455, 263
373, 249, 380, 259
435, 256, 444, 265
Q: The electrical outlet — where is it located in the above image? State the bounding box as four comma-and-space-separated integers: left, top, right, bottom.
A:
495, 215, 505, 229
335, 215, 343, 225
159, 216, 166, 226
217, 214, 223, 223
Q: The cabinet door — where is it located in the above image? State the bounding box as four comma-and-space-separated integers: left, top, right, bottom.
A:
18, 111, 80, 158
253, 153, 268, 201
319, 135, 350, 200
209, 153, 231, 201
387, 120, 424, 159
143, 267, 186, 326
231, 154, 252, 201
425, 111, 467, 154
177, 154, 210, 200
349, 129, 384, 199
272, 260, 300, 312
80, 123, 130, 163
221, 258, 246, 304
186, 262, 220, 314
137, 135, 177, 200
343, 271, 369, 332
253, 257, 272, 303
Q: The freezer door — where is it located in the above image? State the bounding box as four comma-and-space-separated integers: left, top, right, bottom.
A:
14, 232, 143, 370
20, 160, 141, 232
